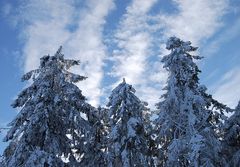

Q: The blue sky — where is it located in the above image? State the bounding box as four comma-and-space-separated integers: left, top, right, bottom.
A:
0, 0, 240, 154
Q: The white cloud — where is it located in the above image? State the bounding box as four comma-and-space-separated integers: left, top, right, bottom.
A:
202, 17, 240, 57
12, 0, 233, 109
212, 67, 240, 108
112, 32, 152, 84
160, 0, 240, 110
110, 0, 230, 108
66, 0, 115, 106
19, 0, 74, 71
112, 0, 158, 83
111, 0, 229, 108
15, 0, 114, 106
111, 0, 165, 108
158, 0, 229, 45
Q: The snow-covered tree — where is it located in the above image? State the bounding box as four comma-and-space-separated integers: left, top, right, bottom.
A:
79, 106, 109, 167
155, 37, 228, 167
107, 79, 154, 167
2, 47, 93, 166
142, 107, 158, 166
223, 101, 240, 167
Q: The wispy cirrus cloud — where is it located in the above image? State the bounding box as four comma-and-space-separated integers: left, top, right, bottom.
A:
160, 0, 231, 106
7, 0, 233, 109
21, 0, 74, 71
212, 67, 240, 108
11, 0, 114, 106
112, 0, 157, 84
158, 0, 229, 45
66, 0, 115, 106
111, 0, 229, 107
110, 0, 166, 107
202, 17, 240, 57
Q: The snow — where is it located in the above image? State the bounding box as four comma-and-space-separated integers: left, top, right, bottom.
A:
155, 37, 229, 166
107, 79, 154, 166
1, 39, 236, 166
1, 47, 94, 166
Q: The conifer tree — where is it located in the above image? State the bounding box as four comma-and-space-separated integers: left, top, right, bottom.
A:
2, 47, 92, 166
107, 79, 154, 167
79, 107, 109, 167
142, 106, 158, 166
155, 37, 228, 167
223, 101, 240, 167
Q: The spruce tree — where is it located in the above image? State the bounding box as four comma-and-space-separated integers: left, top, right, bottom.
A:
223, 101, 240, 167
142, 107, 157, 166
155, 37, 228, 167
79, 106, 109, 167
2, 47, 92, 166
107, 79, 153, 167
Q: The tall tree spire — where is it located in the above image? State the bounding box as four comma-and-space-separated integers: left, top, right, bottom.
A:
107, 79, 153, 167
155, 37, 227, 166
2, 47, 91, 166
